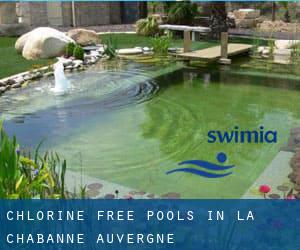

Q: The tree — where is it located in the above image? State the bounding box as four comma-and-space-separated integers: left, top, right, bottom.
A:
210, 2, 228, 39
272, 2, 276, 22
139, 2, 148, 19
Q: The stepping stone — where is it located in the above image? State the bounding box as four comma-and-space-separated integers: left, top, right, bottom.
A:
87, 183, 103, 190
161, 192, 181, 199
104, 194, 115, 199
277, 185, 290, 192
117, 48, 143, 55
86, 189, 100, 198
268, 193, 281, 199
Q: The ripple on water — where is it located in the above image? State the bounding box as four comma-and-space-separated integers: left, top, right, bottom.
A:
0, 68, 159, 122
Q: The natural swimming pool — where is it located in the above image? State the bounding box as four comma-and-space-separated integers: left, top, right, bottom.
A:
1, 60, 300, 198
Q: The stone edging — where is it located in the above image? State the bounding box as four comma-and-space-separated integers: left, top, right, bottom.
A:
0, 46, 104, 95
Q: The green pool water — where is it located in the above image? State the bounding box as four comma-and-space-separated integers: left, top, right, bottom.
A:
2, 61, 300, 198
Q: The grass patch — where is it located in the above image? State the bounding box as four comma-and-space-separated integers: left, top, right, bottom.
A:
0, 34, 266, 79
0, 37, 53, 79
100, 33, 265, 50
101, 33, 219, 50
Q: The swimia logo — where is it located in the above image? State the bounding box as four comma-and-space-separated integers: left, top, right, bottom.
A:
166, 152, 234, 178
207, 126, 277, 144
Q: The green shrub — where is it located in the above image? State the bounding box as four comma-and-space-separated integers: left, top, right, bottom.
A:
65, 42, 76, 58
73, 45, 84, 60
167, 2, 198, 25
151, 35, 171, 55
0, 122, 67, 199
103, 36, 117, 59
136, 16, 161, 37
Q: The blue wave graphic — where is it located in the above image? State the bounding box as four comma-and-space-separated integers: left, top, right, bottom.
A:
166, 168, 233, 178
166, 157, 235, 178
178, 160, 234, 171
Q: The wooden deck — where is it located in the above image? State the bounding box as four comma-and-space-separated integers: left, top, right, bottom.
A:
179, 43, 253, 61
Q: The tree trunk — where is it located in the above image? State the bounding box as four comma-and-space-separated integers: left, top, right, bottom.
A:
210, 2, 228, 39
272, 2, 276, 22
139, 2, 148, 19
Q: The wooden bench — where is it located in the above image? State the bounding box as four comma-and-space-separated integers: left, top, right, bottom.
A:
158, 24, 211, 53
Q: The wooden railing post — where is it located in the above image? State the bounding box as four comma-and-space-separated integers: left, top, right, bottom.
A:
183, 30, 191, 53
220, 32, 228, 58
219, 32, 231, 64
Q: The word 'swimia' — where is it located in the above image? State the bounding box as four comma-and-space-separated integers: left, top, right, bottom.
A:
208, 126, 277, 143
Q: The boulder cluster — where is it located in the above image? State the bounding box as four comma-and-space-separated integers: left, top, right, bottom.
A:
231, 9, 261, 29
288, 128, 300, 198
0, 27, 105, 95
15, 27, 101, 60
258, 20, 299, 33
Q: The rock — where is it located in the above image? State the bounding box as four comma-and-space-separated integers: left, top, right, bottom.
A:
275, 40, 300, 50
0, 23, 30, 37
149, 14, 167, 24
0, 86, 6, 94
90, 50, 100, 57
294, 134, 300, 143
11, 83, 21, 89
67, 28, 100, 46
233, 9, 260, 19
143, 47, 151, 52
15, 31, 30, 53
58, 57, 73, 67
259, 20, 298, 33
273, 48, 292, 64
72, 59, 83, 68
6, 79, 15, 85
168, 48, 178, 53
277, 49, 292, 57
117, 48, 143, 55
160, 192, 181, 199
235, 18, 258, 29
0, 80, 5, 87
257, 46, 267, 54
15, 27, 74, 60
14, 76, 24, 84
43, 72, 53, 78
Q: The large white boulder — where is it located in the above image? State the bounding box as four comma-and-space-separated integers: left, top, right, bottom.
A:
117, 48, 143, 55
67, 28, 100, 46
275, 39, 300, 49
15, 27, 74, 60
233, 9, 260, 19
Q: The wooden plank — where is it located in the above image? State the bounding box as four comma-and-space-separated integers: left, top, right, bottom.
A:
220, 32, 229, 59
159, 24, 211, 33
179, 43, 252, 61
183, 30, 191, 53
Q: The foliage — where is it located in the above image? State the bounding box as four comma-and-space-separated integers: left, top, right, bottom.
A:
268, 39, 275, 56
136, 16, 161, 37
0, 122, 67, 199
65, 42, 76, 58
280, 2, 290, 22
151, 35, 171, 55
73, 45, 84, 60
149, 2, 160, 14
0, 37, 51, 79
103, 36, 117, 59
167, 2, 198, 25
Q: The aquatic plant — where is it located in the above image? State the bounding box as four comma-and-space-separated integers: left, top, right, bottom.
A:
73, 45, 84, 60
0, 122, 67, 199
259, 185, 271, 198
268, 39, 275, 57
151, 35, 171, 55
103, 36, 117, 59
136, 16, 161, 37
167, 2, 198, 25
65, 42, 76, 58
